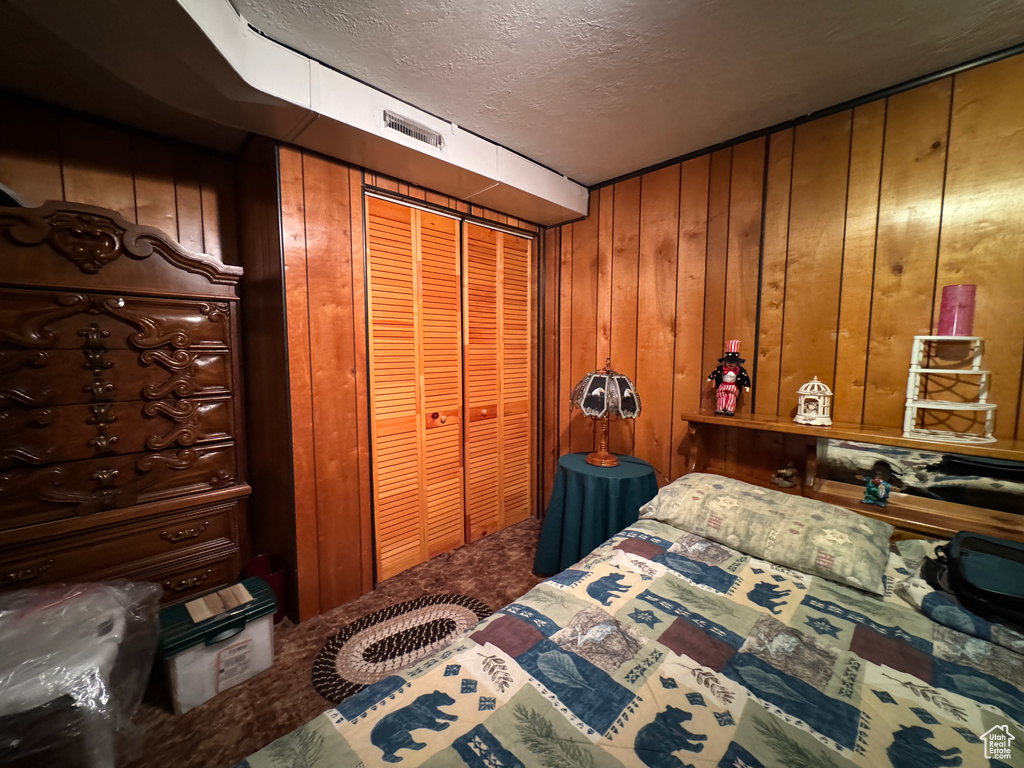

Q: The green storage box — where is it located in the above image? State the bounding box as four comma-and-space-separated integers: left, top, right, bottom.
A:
158, 577, 276, 714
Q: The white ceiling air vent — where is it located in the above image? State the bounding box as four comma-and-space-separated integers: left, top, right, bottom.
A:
383, 110, 444, 150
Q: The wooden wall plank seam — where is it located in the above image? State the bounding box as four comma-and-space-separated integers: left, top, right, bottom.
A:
349, 167, 375, 592
750, 135, 771, 414
831, 121, 857, 388
278, 146, 322, 620
60, 115, 136, 224
864, 80, 952, 429
238, 136, 299, 615
723, 138, 766, 421
596, 187, 614, 366
756, 129, 794, 418
132, 134, 178, 240
702, 149, 733, 415
558, 225, 573, 461
777, 112, 852, 418
541, 227, 561, 510
172, 145, 205, 255
535, 228, 543, 516
608, 178, 641, 456
568, 193, 599, 454
918, 79, 957, 421
549, 227, 562, 506
635, 165, 681, 482
669, 155, 711, 481
530, 230, 541, 518
834, 101, 886, 425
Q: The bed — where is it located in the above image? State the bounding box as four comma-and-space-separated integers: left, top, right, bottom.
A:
240, 473, 1024, 767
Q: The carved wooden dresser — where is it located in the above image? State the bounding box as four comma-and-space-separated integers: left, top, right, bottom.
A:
0, 202, 250, 602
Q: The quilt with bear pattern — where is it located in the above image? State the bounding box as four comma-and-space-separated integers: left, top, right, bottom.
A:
241, 519, 1024, 768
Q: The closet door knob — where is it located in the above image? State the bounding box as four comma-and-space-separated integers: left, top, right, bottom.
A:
431, 412, 439, 419
482, 408, 488, 417
439, 415, 447, 424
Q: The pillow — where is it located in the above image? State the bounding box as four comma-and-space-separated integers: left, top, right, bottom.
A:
639, 473, 894, 594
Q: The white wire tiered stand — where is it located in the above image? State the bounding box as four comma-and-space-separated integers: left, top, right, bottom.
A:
903, 335, 996, 444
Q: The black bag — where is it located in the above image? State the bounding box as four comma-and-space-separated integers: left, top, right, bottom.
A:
927, 532, 1024, 628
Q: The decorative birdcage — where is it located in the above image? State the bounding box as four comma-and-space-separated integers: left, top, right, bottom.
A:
794, 376, 833, 426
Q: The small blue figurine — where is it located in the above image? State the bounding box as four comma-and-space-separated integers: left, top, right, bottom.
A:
857, 460, 896, 508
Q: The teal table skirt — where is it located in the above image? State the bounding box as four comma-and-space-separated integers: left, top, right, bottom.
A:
534, 452, 659, 575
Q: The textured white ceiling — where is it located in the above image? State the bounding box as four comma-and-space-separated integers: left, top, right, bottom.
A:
233, 0, 1024, 186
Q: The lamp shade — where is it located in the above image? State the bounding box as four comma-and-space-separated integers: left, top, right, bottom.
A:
569, 367, 642, 419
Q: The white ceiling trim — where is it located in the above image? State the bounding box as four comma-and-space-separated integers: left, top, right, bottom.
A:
176, 0, 588, 224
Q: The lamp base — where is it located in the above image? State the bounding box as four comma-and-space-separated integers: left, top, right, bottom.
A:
586, 450, 619, 467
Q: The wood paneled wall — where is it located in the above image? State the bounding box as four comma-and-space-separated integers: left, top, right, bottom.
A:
239, 143, 374, 621
241, 143, 541, 620
544, 52, 1024, 490
0, 94, 238, 264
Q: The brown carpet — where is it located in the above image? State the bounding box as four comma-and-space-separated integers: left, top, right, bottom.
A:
125, 517, 544, 768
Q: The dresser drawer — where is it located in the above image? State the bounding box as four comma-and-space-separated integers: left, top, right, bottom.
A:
0, 289, 233, 350
1, 395, 235, 467
0, 500, 240, 588
0, 552, 239, 604
154, 558, 240, 602
0, 349, 232, 407
0, 443, 239, 528
103, 545, 242, 603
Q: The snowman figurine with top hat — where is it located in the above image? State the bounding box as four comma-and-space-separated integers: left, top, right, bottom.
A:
707, 339, 751, 416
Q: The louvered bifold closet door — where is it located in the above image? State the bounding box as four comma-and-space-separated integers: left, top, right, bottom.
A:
366, 197, 464, 580
464, 225, 499, 540
500, 233, 531, 528
464, 223, 532, 542
419, 211, 464, 559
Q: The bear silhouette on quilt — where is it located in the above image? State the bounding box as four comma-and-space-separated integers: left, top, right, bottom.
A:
886, 725, 963, 768
587, 573, 630, 606
634, 704, 707, 768
747, 581, 791, 615
370, 690, 458, 763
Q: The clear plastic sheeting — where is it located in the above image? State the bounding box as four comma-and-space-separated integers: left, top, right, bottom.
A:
0, 581, 161, 768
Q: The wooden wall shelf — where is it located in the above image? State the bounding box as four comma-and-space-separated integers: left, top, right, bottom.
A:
680, 410, 1024, 542
681, 411, 1024, 463
809, 479, 1024, 543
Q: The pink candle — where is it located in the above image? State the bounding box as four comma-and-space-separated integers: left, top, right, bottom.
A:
937, 284, 976, 336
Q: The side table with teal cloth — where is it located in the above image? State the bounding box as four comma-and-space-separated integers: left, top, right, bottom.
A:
534, 452, 659, 575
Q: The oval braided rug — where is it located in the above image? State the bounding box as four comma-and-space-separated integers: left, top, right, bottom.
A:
311, 594, 493, 703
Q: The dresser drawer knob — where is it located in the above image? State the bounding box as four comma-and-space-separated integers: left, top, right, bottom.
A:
1, 559, 54, 586
159, 521, 211, 543
91, 468, 120, 486
164, 569, 213, 593
89, 434, 119, 453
